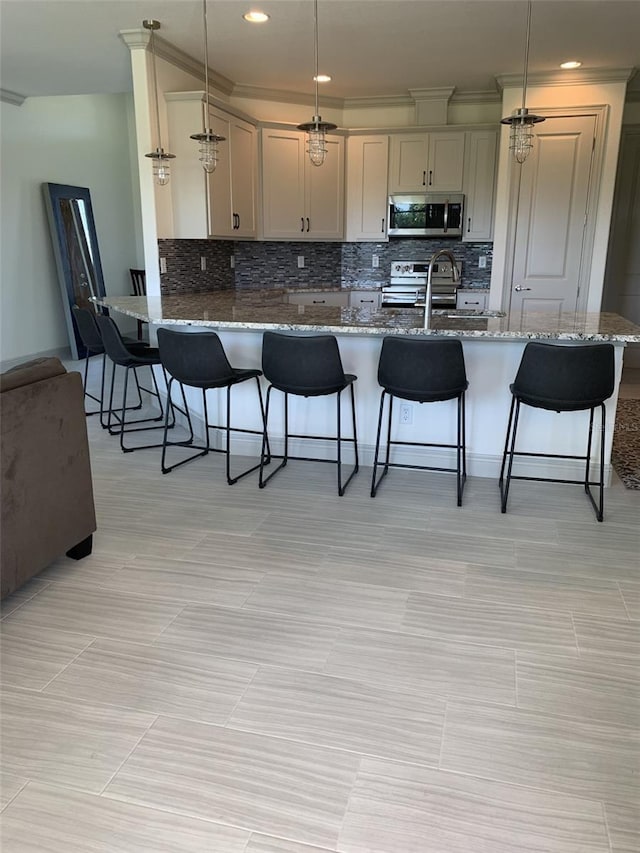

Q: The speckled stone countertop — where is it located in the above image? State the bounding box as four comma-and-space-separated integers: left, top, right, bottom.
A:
96, 291, 640, 342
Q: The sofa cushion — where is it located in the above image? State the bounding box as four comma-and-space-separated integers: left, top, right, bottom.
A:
0, 357, 67, 393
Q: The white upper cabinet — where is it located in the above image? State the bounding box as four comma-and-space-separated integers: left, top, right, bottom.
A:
165, 93, 257, 239
261, 128, 344, 240
462, 129, 498, 242
388, 132, 465, 193
345, 135, 389, 242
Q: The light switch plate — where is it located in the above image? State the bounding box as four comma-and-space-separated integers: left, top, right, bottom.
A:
297, 256, 305, 268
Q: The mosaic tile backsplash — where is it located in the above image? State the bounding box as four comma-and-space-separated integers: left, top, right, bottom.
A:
158, 238, 493, 295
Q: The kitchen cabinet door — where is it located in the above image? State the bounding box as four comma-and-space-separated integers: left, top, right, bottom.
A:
207, 108, 234, 237
388, 132, 465, 193
456, 289, 488, 310
262, 128, 344, 240
462, 129, 497, 242
345, 135, 389, 241
229, 116, 257, 238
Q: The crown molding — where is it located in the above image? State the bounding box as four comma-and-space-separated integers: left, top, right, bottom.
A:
451, 89, 501, 105
0, 88, 26, 106
119, 28, 235, 97
496, 67, 635, 91
408, 87, 455, 102
231, 83, 344, 109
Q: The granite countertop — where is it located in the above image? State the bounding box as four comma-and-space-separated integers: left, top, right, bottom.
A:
95, 291, 640, 342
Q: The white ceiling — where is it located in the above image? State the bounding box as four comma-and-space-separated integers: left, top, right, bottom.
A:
1, 0, 639, 102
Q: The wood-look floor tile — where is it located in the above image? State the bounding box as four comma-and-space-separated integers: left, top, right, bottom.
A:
0, 783, 250, 852
0, 687, 155, 793
428, 507, 559, 544
187, 531, 326, 576
0, 774, 27, 811
604, 802, 640, 853
618, 581, 640, 620
97, 556, 263, 605
516, 652, 640, 726
338, 757, 609, 853
0, 623, 94, 691
228, 667, 445, 766
0, 578, 49, 618
138, 500, 270, 535
516, 541, 640, 580
556, 520, 640, 555
3, 585, 184, 643
105, 717, 360, 849
324, 628, 516, 705
464, 565, 628, 618
254, 513, 383, 552
381, 527, 517, 567
321, 549, 466, 597
44, 639, 258, 724
35, 553, 132, 588
243, 574, 408, 630
403, 592, 578, 655
156, 604, 339, 669
573, 615, 640, 665
94, 524, 208, 560
246, 836, 333, 852
440, 700, 640, 806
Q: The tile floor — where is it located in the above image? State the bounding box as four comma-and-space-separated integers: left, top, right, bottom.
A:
1, 357, 638, 852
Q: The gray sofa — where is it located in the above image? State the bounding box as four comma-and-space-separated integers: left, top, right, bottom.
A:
1, 357, 97, 599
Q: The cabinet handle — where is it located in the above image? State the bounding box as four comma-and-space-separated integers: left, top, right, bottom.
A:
429, 170, 433, 186
301, 217, 304, 233
467, 301, 480, 306
306, 217, 310, 232
381, 218, 385, 232
312, 299, 326, 304
422, 170, 426, 186
467, 217, 471, 233
361, 299, 375, 303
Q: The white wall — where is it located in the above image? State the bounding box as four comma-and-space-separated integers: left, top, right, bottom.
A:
0, 93, 140, 363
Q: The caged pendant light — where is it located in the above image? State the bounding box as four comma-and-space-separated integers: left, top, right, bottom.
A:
297, 0, 336, 167
500, 0, 545, 165
190, 0, 225, 172
143, 20, 175, 186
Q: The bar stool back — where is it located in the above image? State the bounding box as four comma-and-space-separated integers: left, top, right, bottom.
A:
95, 314, 172, 452
371, 336, 468, 505
157, 328, 267, 484
499, 342, 615, 521
259, 332, 358, 495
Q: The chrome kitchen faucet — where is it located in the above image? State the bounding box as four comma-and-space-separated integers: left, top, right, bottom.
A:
424, 249, 460, 329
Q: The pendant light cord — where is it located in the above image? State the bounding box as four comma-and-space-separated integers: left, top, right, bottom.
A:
150, 26, 163, 149
202, 0, 210, 131
313, 0, 319, 118
521, 0, 532, 110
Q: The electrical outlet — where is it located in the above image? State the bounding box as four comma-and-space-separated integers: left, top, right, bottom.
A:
230, 255, 235, 269
399, 403, 413, 425
159, 257, 167, 274
297, 255, 305, 269
372, 254, 379, 268
478, 255, 487, 269
200, 256, 206, 271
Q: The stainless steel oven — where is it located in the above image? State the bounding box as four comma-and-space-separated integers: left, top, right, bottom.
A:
381, 259, 462, 308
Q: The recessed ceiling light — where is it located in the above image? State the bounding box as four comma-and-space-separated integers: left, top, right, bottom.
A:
314, 74, 332, 83
243, 11, 269, 23
560, 60, 582, 69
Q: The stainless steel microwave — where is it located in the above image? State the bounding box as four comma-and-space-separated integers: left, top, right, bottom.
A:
388, 193, 464, 237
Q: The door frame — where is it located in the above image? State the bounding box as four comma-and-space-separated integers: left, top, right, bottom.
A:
501, 104, 608, 316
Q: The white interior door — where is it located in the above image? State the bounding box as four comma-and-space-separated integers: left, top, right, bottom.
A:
509, 115, 596, 326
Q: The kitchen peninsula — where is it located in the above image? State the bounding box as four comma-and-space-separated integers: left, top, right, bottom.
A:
98, 291, 640, 485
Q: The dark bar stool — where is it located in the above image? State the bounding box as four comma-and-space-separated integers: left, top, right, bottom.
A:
371, 337, 468, 505
157, 328, 268, 484
129, 268, 147, 341
259, 332, 358, 496
71, 305, 146, 423
499, 342, 615, 522
95, 314, 174, 452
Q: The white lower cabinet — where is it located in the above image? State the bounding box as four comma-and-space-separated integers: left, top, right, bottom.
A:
287, 291, 349, 307
349, 291, 381, 309
261, 128, 344, 240
456, 289, 489, 310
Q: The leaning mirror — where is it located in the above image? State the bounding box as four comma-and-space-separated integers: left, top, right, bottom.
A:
42, 183, 106, 360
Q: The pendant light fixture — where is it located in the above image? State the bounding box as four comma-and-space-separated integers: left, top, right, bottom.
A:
190, 0, 225, 172
143, 20, 175, 186
500, 0, 545, 165
297, 0, 336, 167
